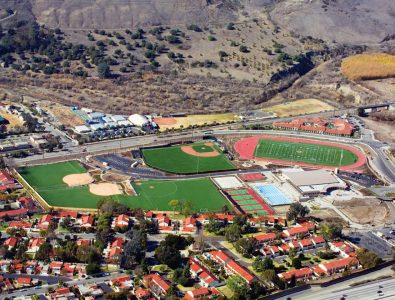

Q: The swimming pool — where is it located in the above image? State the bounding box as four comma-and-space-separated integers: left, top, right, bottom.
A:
251, 184, 292, 206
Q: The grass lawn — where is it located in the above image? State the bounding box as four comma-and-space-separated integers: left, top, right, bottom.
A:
254, 139, 358, 167
20, 162, 230, 211
117, 178, 230, 212
142, 142, 235, 174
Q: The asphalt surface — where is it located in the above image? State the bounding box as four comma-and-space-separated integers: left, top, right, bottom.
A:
286, 276, 395, 300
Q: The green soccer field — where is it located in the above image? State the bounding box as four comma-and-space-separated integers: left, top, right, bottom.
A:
142, 142, 235, 174
254, 139, 358, 167
116, 178, 230, 212
19, 162, 229, 211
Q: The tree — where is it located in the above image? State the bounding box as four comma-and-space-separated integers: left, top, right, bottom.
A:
163, 234, 191, 250
155, 244, 181, 269
286, 203, 310, 222
225, 223, 241, 242
320, 223, 343, 241
97, 62, 111, 79
253, 256, 274, 272
59, 216, 71, 229
261, 269, 283, 289
288, 247, 297, 259
292, 257, 302, 269
121, 229, 147, 269
97, 198, 128, 216
235, 238, 256, 258
356, 248, 382, 268
35, 242, 52, 261
86, 262, 101, 275
226, 275, 249, 299
168, 199, 179, 216
180, 200, 193, 217
357, 107, 365, 117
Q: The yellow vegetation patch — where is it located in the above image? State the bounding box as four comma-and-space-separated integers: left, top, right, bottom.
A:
0, 110, 24, 130
156, 113, 240, 131
341, 53, 395, 80
262, 99, 334, 117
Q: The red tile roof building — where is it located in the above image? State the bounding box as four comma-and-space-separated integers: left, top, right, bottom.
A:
143, 273, 171, 298
184, 287, 221, 300
317, 257, 359, 275
273, 118, 354, 137
278, 268, 313, 282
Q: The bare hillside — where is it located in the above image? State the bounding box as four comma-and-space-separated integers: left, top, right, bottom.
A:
270, 0, 395, 44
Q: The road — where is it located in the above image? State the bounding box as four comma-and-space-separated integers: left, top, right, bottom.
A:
279, 267, 395, 300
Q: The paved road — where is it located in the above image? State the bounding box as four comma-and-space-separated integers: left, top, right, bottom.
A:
286, 276, 395, 300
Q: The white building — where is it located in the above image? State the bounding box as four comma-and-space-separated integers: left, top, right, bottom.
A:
128, 114, 149, 127
74, 125, 91, 134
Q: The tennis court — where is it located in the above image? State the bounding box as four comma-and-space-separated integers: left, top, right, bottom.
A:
228, 189, 249, 195
251, 184, 292, 206
232, 195, 254, 201
236, 200, 258, 205
225, 187, 275, 215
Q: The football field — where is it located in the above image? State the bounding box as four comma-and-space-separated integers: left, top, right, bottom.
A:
254, 139, 358, 167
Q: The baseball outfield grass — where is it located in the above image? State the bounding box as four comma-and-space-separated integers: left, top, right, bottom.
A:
254, 139, 358, 167
142, 142, 235, 174
117, 178, 230, 212
19, 161, 229, 211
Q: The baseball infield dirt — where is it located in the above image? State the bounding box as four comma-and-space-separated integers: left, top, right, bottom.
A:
89, 183, 122, 196
63, 173, 94, 187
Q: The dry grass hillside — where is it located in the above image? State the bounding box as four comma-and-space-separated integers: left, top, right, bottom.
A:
341, 53, 395, 81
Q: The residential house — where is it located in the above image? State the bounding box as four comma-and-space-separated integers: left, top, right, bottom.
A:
27, 238, 45, 254
317, 257, 359, 275
330, 241, 356, 257
278, 268, 313, 283
184, 287, 221, 300
113, 214, 130, 229
143, 273, 171, 298
4, 237, 18, 250
37, 215, 53, 230
254, 232, 277, 246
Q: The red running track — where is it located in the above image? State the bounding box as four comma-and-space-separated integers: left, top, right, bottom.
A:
234, 135, 366, 171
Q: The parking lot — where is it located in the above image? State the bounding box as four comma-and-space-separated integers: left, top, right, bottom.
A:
338, 171, 380, 187
347, 231, 394, 259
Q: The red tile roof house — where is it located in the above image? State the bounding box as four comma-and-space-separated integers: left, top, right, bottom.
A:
8, 221, 32, 231
112, 214, 131, 229
134, 287, 153, 300
142, 273, 171, 298
189, 259, 221, 288
17, 197, 35, 209
105, 238, 125, 264
57, 211, 79, 221
254, 232, 277, 246
49, 261, 63, 275
278, 268, 314, 283
3, 237, 18, 250
296, 239, 314, 250
110, 275, 134, 292
316, 257, 359, 275
184, 287, 221, 300
36, 214, 53, 230
0, 169, 16, 186
79, 215, 95, 229
27, 238, 45, 255
330, 241, 356, 257
282, 226, 311, 240
206, 251, 255, 284
158, 215, 172, 231
260, 246, 280, 258
311, 236, 326, 248
182, 216, 198, 233
52, 287, 75, 299
0, 208, 28, 220
16, 277, 32, 287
